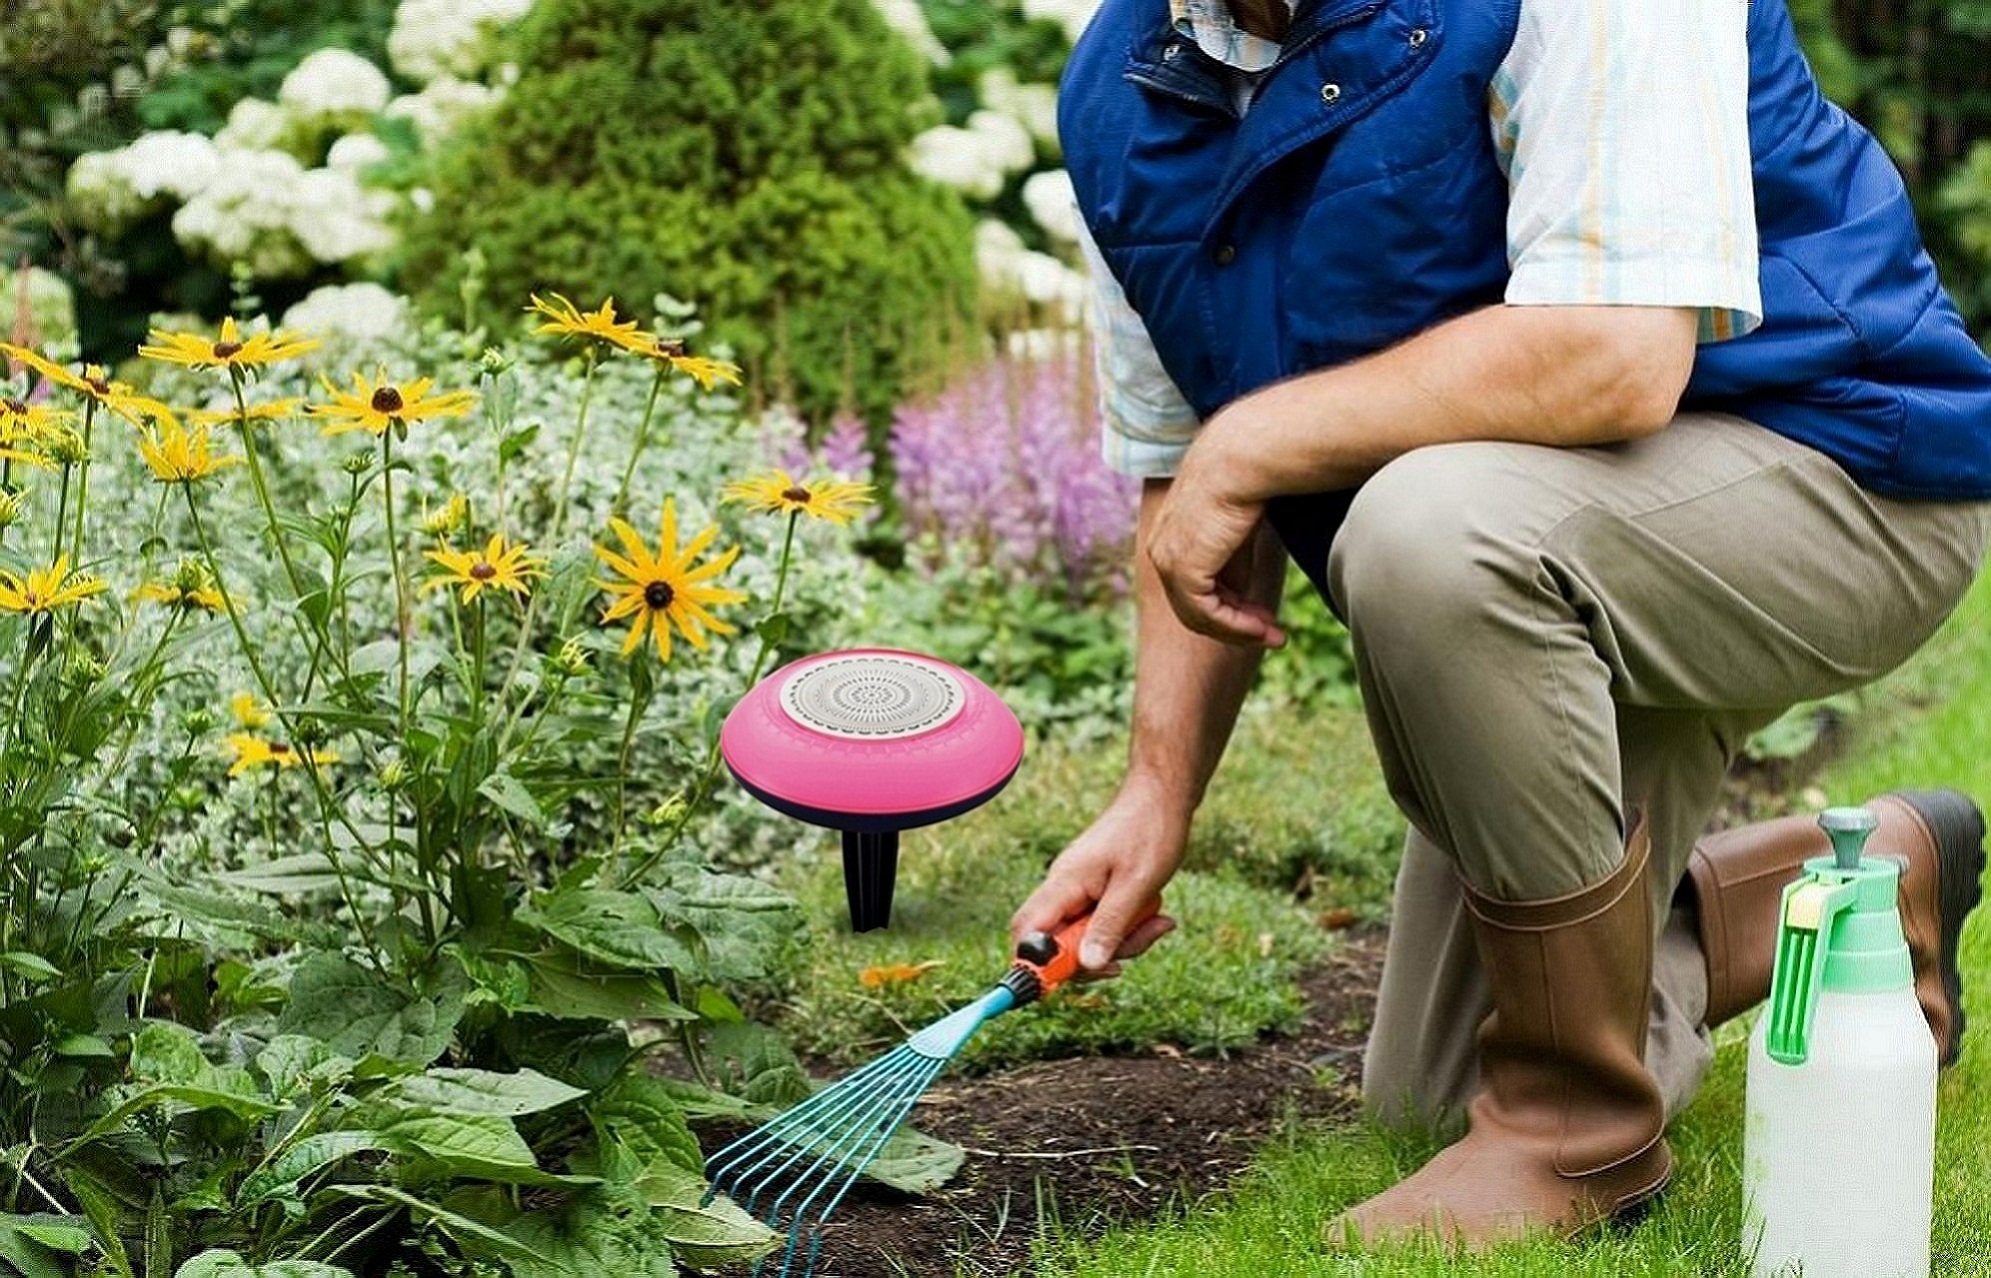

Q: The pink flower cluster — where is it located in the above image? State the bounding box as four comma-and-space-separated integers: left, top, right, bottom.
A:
890, 352, 1140, 595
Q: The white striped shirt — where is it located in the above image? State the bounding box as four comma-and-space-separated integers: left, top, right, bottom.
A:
1088, 0, 1762, 477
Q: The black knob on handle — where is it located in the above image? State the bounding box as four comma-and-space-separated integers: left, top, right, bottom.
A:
1014, 931, 1060, 966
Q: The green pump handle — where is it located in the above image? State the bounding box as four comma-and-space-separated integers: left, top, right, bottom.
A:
1763, 808, 1874, 1065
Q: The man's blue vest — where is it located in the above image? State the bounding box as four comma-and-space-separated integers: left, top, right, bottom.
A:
1061, 0, 1991, 512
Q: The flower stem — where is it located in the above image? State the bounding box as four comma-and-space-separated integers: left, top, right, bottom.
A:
381, 428, 412, 737
66, 399, 95, 564
619, 511, 799, 886
613, 365, 668, 516
549, 348, 599, 545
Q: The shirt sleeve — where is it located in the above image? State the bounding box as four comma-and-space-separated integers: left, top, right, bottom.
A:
1495, 0, 1762, 342
1073, 213, 1204, 478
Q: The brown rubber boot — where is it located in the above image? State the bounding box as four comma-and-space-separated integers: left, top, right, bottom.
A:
1327, 819, 1673, 1248
1684, 789, 1984, 1065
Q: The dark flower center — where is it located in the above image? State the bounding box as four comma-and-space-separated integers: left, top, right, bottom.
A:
644, 580, 676, 610
782, 486, 813, 504
212, 341, 244, 359
655, 338, 686, 358
86, 378, 111, 396
270, 742, 292, 756
371, 386, 405, 414
3, 399, 25, 415
470, 562, 497, 581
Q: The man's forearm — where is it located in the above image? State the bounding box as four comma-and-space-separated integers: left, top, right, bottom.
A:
1123, 479, 1284, 815
1199, 304, 1700, 502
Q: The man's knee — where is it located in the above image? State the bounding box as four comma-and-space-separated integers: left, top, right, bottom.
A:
1326, 442, 1543, 638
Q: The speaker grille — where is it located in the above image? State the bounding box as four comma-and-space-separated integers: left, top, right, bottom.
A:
778, 654, 966, 741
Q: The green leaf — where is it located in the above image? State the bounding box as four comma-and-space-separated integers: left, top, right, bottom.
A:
74, 1082, 282, 1146
374, 1112, 570, 1184
238, 1132, 383, 1208
0, 1213, 93, 1278
142, 882, 335, 946
52, 1034, 114, 1058
333, 1185, 547, 1265
498, 423, 540, 465
864, 1124, 966, 1196
129, 1023, 212, 1086
754, 611, 791, 645
278, 954, 464, 1065
255, 1035, 353, 1099
635, 1161, 777, 1268
383, 1068, 585, 1118
588, 1074, 702, 1174
501, 1192, 678, 1278
219, 854, 346, 896
174, 1250, 353, 1278
521, 949, 695, 1023
476, 772, 546, 827
706, 1022, 811, 1108
0, 952, 60, 983
517, 889, 698, 973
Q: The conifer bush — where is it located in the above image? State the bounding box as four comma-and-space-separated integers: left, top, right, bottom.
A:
399, 0, 979, 419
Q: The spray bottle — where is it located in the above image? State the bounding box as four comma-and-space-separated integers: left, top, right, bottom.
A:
1742, 806, 1937, 1278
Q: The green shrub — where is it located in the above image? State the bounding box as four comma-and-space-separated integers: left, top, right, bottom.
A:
399, 0, 979, 421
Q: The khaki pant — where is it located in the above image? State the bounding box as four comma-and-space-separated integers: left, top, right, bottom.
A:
1312, 413, 1991, 1127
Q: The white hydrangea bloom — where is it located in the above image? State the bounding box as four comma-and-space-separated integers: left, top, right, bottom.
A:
1021, 0, 1104, 42
967, 109, 1037, 175
282, 282, 410, 344
279, 48, 393, 124
975, 218, 1086, 322
1022, 169, 1082, 246
909, 125, 1003, 200
979, 69, 1060, 148
327, 132, 392, 173
291, 169, 398, 265
216, 98, 295, 151
870, 0, 951, 65
173, 149, 316, 278
388, 0, 535, 83
64, 131, 222, 234
385, 76, 501, 146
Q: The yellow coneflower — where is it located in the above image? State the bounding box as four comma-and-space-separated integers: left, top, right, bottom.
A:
423, 534, 545, 604
188, 397, 306, 427
138, 421, 240, 484
0, 556, 106, 615
606, 330, 744, 391
78, 365, 179, 430
308, 370, 477, 437
231, 691, 272, 729
224, 734, 337, 777
0, 394, 73, 443
138, 317, 321, 372
133, 560, 225, 613
526, 292, 644, 347
721, 470, 875, 527
593, 499, 747, 662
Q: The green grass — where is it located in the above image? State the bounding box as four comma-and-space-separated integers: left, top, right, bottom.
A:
1015, 577, 1991, 1276
762, 707, 1393, 1070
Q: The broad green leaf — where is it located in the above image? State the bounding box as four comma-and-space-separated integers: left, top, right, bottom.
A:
129, 1023, 210, 1086
74, 1082, 282, 1146
52, 1034, 114, 1058
476, 772, 545, 827
255, 1035, 352, 1099
141, 883, 334, 946
384, 1068, 585, 1118
522, 949, 695, 1023
517, 889, 698, 972
0, 1212, 93, 1278
864, 1123, 967, 1196
238, 1132, 382, 1207
501, 1192, 677, 1278
374, 1112, 573, 1184
706, 1022, 811, 1108
174, 1250, 353, 1278
0, 952, 60, 983
640, 1162, 776, 1269
278, 954, 463, 1065
588, 1074, 702, 1174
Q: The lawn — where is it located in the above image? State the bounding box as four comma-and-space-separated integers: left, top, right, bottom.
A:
993, 576, 1991, 1277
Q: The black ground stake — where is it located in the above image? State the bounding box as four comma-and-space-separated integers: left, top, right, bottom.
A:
841, 830, 900, 932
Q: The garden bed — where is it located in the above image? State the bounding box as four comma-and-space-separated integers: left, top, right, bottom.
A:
706, 929, 1387, 1278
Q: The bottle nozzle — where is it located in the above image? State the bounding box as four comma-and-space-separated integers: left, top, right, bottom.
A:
1818, 806, 1878, 871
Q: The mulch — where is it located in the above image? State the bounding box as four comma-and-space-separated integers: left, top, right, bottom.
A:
709, 929, 1388, 1278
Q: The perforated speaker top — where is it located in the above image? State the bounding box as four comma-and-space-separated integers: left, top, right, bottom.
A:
777, 652, 966, 742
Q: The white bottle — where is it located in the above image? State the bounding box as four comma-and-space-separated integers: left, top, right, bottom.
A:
1742, 807, 1938, 1278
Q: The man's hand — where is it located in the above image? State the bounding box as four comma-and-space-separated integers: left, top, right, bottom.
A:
1146, 444, 1288, 648
1010, 779, 1185, 975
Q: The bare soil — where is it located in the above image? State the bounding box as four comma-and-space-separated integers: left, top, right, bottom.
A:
712, 929, 1386, 1278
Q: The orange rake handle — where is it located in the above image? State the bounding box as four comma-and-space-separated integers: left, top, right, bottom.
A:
1006, 896, 1163, 1004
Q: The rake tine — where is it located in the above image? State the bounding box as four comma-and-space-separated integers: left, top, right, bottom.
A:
705, 1047, 913, 1197
783, 1055, 948, 1276
723, 1049, 928, 1216
760, 1054, 942, 1275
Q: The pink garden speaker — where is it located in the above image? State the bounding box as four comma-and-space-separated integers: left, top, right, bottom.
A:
720, 649, 1025, 931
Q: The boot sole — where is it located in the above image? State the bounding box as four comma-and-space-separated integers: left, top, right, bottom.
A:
1889, 788, 1986, 1068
